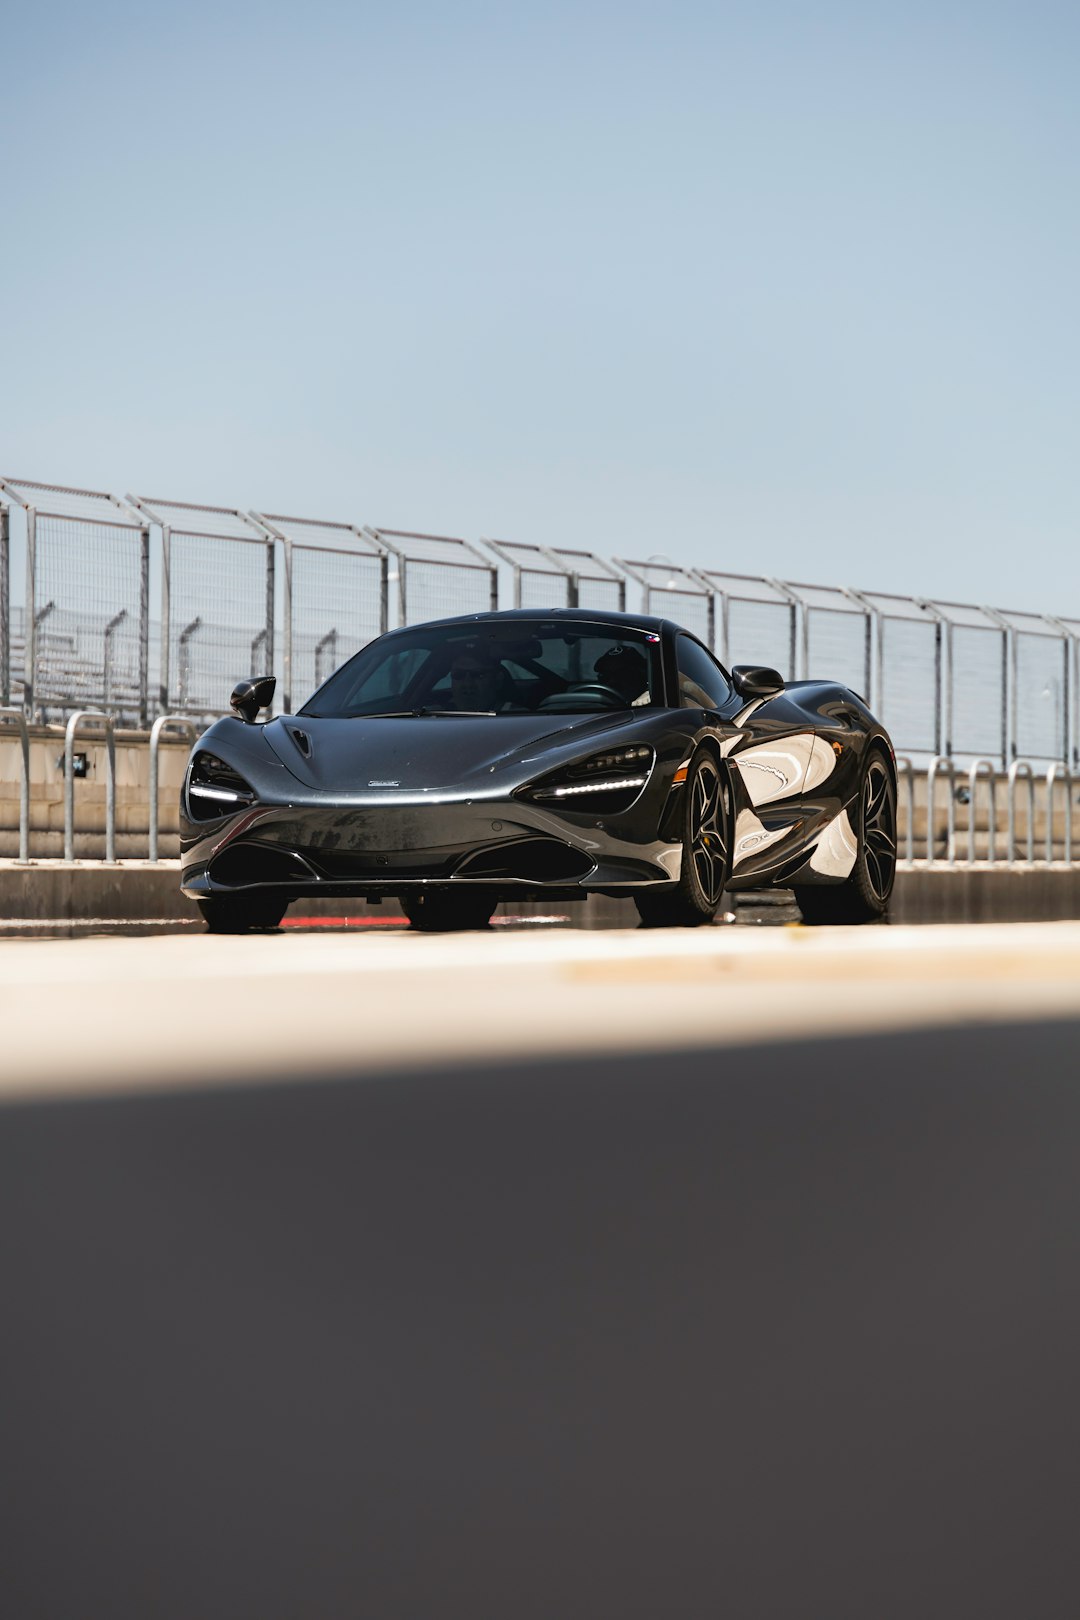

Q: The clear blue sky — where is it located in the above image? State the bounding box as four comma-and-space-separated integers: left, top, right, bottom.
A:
2, 0, 1077, 611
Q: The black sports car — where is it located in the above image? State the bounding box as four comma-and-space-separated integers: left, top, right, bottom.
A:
180, 608, 897, 931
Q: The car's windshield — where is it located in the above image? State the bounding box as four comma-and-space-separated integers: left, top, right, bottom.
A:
300, 620, 665, 717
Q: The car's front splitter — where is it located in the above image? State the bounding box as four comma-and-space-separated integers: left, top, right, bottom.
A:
180, 797, 681, 898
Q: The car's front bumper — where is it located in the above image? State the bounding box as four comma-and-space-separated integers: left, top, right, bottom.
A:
180, 794, 682, 900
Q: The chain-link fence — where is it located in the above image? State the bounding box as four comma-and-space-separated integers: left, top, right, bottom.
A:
1056, 615, 1080, 769
616, 558, 714, 645
0, 478, 149, 723
253, 513, 388, 712
364, 528, 497, 626
129, 495, 273, 719
483, 540, 575, 608
2, 475, 1078, 765
993, 607, 1069, 763
549, 547, 627, 612
852, 591, 941, 756
699, 571, 798, 679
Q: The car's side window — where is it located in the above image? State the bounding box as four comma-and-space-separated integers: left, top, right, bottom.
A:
676, 635, 731, 710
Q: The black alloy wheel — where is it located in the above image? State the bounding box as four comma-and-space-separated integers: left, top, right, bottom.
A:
198, 894, 289, 934
399, 890, 498, 933
794, 745, 897, 925
635, 752, 732, 928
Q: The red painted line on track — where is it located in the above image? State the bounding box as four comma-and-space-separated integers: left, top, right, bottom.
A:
280, 914, 572, 931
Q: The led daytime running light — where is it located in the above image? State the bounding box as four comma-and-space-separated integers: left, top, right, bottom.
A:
189, 782, 248, 803
538, 775, 649, 798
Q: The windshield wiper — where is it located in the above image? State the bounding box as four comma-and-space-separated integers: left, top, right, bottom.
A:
337, 708, 499, 719
416, 708, 497, 717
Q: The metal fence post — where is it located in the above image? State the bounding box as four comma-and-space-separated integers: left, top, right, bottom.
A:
64, 711, 115, 862
24, 506, 36, 720
281, 536, 294, 712
159, 521, 172, 712
265, 531, 275, 681
0, 706, 30, 861
138, 521, 150, 725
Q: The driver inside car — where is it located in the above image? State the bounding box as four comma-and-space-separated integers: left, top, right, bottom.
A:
447, 647, 518, 711
594, 644, 651, 706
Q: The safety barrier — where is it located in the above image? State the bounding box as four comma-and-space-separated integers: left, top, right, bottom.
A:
0, 706, 30, 861
1, 471, 1077, 767
0, 727, 1071, 877
148, 715, 202, 862
895, 755, 1075, 867
0, 479, 149, 725
63, 712, 116, 863
127, 495, 274, 719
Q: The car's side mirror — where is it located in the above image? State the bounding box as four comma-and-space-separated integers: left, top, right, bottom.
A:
231, 675, 276, 723
731, 664, 785, 699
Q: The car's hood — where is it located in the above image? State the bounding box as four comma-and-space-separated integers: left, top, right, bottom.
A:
261, 711, 651, 794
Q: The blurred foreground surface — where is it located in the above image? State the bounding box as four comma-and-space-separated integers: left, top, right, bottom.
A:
3, 1018, 1080, 1619
1, 919, 1079, 1099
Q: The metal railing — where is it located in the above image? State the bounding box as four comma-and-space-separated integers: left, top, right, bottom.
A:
148, 715, 202, 861
63, 711, 116, 863
0, 725, 1070, 875
892, 755, 1078, 868
0, 706, 30, 862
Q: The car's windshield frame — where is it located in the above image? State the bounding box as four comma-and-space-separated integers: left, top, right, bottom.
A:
299, 618, 669, 718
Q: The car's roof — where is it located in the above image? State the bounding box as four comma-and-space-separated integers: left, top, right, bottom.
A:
386, 607, 672, 635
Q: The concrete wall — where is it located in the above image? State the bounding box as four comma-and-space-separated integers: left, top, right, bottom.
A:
3, 858, 1080, 928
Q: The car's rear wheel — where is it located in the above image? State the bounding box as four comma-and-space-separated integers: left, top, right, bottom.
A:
635, 752, 731, 928
399, 890, 497, 933
794, 746, 896, 925
198, 894, 288, 933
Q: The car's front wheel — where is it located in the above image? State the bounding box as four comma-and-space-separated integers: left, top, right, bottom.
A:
399, 890, 497, 933
794, 746, 896, 925
197, 894, 288, 933
635, 751, 732, 928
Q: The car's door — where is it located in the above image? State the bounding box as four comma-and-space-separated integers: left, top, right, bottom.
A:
672, 634, 816, 875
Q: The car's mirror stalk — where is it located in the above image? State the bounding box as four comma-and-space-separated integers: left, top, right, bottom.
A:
731, 664, 785, 699
231, 675, 276, 723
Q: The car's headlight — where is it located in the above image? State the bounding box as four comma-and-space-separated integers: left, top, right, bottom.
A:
521, 745, 654, 812
186, 751, 256, 820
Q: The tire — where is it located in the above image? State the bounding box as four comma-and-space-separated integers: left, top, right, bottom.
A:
399, 890, 497, 933
198, 893, 288, 934
635, 751, 732, 928
794, 746, 896, 925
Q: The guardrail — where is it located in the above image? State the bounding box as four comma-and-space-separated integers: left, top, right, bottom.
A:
148, 715, 200, 861
894, 755, 1077, 867
0, 706, 30, 861
2, 729, 1075, 872
63, 711, 116, 863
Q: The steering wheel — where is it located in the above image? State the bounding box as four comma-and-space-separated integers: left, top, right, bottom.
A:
534, 681, 626, 712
